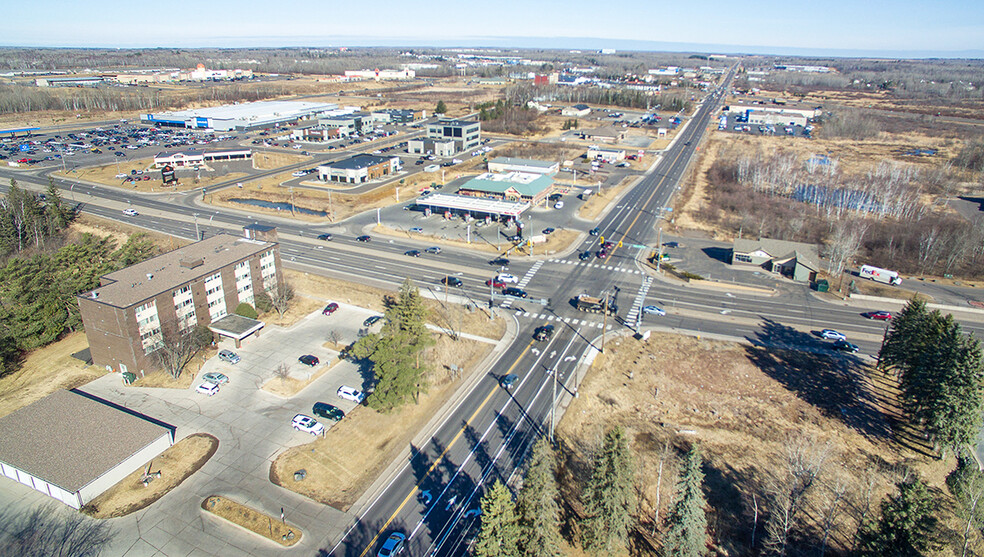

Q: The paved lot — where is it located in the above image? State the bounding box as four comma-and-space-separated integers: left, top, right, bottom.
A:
0, 303, 391, 556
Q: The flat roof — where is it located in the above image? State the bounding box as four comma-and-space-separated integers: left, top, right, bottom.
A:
489, 157, 558, 169
320, 154, 394, 171
431, 119, 479, 128
147, 100, 336, 123
459, 172, 554, 197
416, 193, 530, 217
0, 389, 172, 493
82, 234, 275, 308
209, 314, 265, 339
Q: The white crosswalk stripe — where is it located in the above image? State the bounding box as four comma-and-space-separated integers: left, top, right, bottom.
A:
624, 276, 655, 327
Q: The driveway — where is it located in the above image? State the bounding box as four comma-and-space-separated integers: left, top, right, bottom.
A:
0, 306, 382, 556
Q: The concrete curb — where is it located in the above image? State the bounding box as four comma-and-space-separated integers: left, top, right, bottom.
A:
345, 312, 519, 519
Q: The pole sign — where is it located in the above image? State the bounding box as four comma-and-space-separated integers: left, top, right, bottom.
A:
161, 165, 176, 184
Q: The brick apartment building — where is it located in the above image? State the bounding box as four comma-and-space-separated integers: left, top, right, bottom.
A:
78, 227, 283, 375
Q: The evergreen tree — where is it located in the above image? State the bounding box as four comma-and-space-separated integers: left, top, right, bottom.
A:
879, 298, 930, 373
436, 100, 447, 114
474, 480, 519, 557
517, 437, 562, 557
855, 478, 939, 557
662, 445, 708, 557
582, 426, 637, 554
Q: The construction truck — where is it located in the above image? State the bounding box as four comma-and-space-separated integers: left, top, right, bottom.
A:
575, 293, 617, 315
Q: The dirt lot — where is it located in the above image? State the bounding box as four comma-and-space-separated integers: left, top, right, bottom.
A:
83, 433, 218, 518
556, 332, 966, 555
271, 333, 493, 509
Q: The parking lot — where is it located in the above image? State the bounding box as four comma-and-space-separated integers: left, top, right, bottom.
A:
715, 112, 813, 138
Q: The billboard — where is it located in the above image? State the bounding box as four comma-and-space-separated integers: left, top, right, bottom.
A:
161, 165, 176, 184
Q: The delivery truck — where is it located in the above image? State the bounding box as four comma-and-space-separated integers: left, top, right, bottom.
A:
859, 265, 902, 286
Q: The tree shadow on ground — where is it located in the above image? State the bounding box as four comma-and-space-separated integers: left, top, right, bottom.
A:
743, 318, 894, 441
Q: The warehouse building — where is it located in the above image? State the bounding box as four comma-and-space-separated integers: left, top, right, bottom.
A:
0, 389, 174, 509
318, 112, 375, 135
725, 103, 821, 120
457, 172, 555, 206
587, 146, 626, 163
488, 157, 559, 175
747, 110, 808, 127
344, 69, 415, 80
141, 101, 337, 131
317, 154, 401, 184
78, 230, 282, 375
35, 76, 104, 87
579, 126, 625, 143
561, 104, 591, 117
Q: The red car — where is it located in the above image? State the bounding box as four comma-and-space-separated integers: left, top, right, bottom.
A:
602, 241, 615, 250
861, 311, 893, 321
596, 250, 608, 259
322, 302, 339, 315
486, 278, 507, 288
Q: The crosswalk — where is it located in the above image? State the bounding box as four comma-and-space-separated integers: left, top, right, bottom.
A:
624, 276, 654, 327
546, 258, 649, 275
517, 311, 614, 330
501, 260, 543, 309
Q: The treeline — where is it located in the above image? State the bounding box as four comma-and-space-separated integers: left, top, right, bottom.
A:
504, 82, 692, 112
0, 82, 303, 115
477, 99, 546, 136
700, 150, 984, 278
0, 181, 158, 375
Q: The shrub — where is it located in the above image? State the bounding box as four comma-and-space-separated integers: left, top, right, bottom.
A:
235, 303, 258, 319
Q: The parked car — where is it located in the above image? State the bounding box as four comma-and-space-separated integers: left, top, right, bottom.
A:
820, 329, 847, 341
503, 287, 528, 298
541, 228, 555, 235
554, 201, 564, 209
317, 233, 333, 241
833, 340, 860, 353
377, 532, 406, 557
322, 302, 339, 315
489, 257, 510, 266
291, 414, 325, 436
298, 354, 320, 367
534, 324, 555, 341
642, 306, 666, 316
441, 276, 463, 287
212, 348, 239, 363
861, 311, 893, 321
202, 372, 229, 384
336, 386, 365, 404
356, 235, 372, 242
363, 315, 382, 327
425, 246, 441, 254
122, 208, 139, 216
195, 382, 219, 396
312, 402, 345, 422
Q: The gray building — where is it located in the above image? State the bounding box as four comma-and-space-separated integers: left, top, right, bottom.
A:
731, 237, 820, 283
407, 138, 456, 158
318, 112, 375, 135
0, 389, 174, 509
425, 119, 481, 155
318, 154, 401, 183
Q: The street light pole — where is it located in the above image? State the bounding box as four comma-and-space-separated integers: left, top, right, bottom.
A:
194, 213, 200, 240
655, 226, 663, 272
602, 292, 608, 353
550, 367, 557, 442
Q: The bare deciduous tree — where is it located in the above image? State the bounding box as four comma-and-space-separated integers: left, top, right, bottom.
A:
0, 504, 114, 557
818, 478, 850, 557
825, 219, 868, 290
273, 362, 291, 383
269, 282, 294, 323
763, 435, 833, 556
154, 324, 211, 380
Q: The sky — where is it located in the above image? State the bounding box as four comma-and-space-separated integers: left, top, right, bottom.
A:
3, 0, 983, 57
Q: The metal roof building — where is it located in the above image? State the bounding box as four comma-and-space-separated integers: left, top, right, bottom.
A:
0, 389, 174, 509
141, 101, 338, 131
457, 172, 555, 206
487, 157, 559, 175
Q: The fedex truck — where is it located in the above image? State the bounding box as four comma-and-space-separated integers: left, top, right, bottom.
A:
859, 265, 902, 286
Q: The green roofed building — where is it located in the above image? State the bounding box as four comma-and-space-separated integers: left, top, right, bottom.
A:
456, 172, 555, 206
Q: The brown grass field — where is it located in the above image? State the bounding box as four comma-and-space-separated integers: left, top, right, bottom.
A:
252, 151, 311, 170
202, 495, 301, 547
556, 333, 970, 555
578, 176, 636, 221
271, 333, 493, 509
83, 434, 218, 519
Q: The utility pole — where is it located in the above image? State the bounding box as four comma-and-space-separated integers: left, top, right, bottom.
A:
327, 189, 333, 222
376, 207, 381, 226
194, 213, 200, 241
601, 292, 608, 353
549, 367, 557, 442
655, 226, 663, 272
289, 187, 295, 216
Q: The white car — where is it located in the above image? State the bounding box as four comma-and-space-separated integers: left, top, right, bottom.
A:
554, 201, 564, 209
336, 386, 365, 403
291, 414, 325, 435
642, 306, 666, 316
496, 274, 519, 284
122, 208, 139, 216
820, 329, 847, 341
195, 382, 219, 396
292, 170, 306, 177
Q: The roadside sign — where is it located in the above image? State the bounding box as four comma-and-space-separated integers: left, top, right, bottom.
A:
19, 144, 29, 152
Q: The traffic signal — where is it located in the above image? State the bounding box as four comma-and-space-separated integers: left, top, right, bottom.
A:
617, 240, 623, 248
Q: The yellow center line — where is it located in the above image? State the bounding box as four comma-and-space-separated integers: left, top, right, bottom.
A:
357, 341, 534, 556
611, 144, 687, 259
